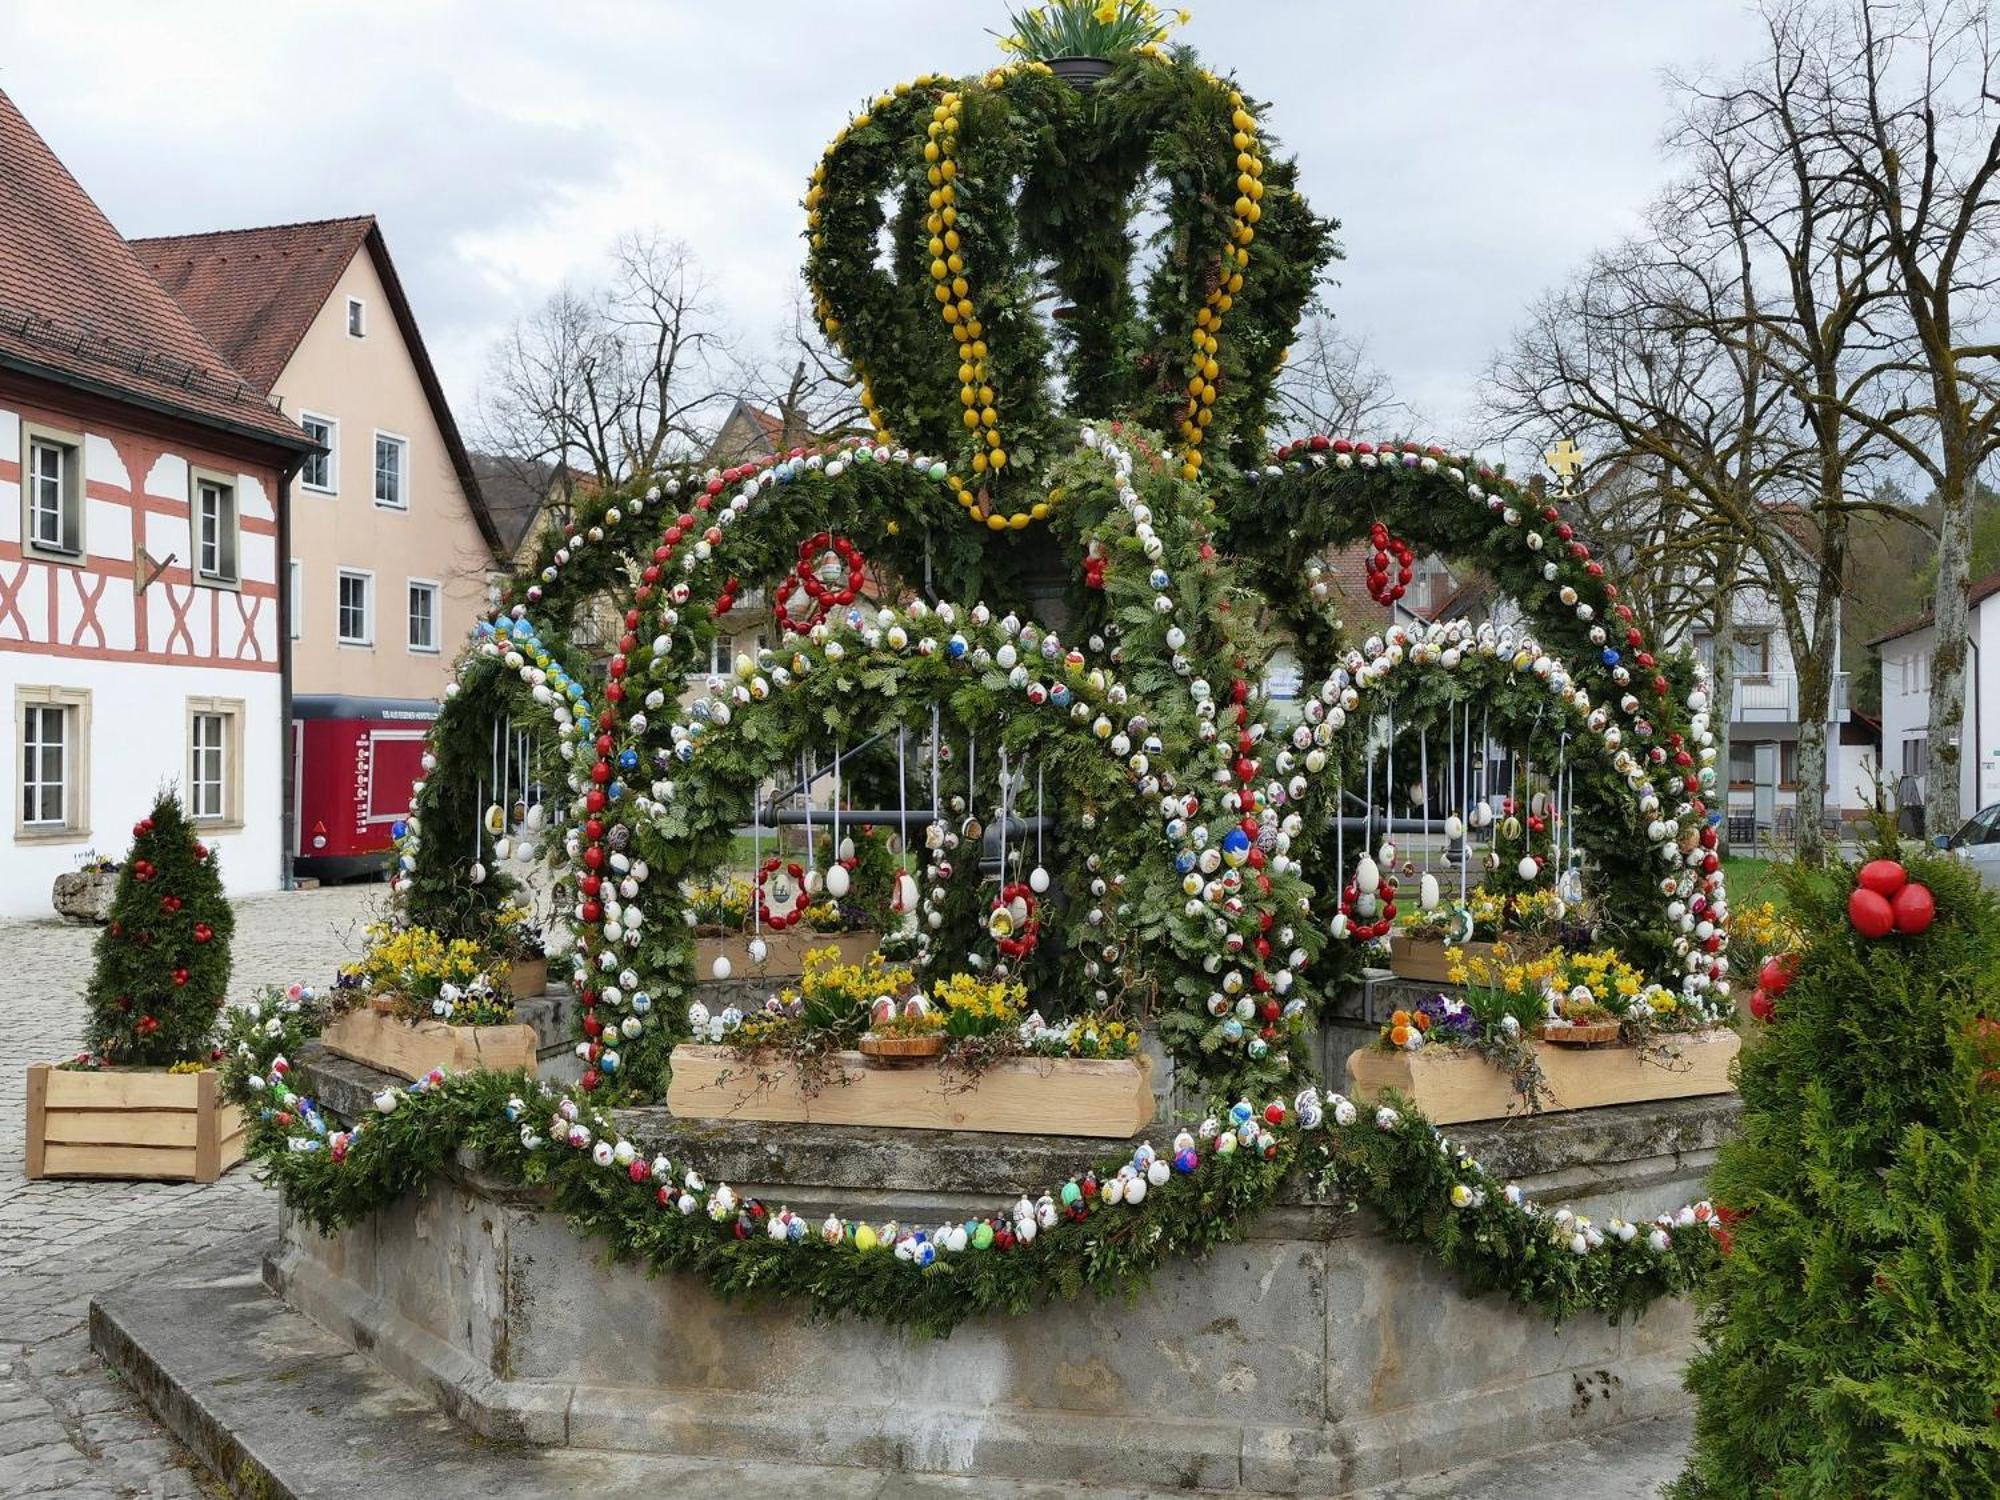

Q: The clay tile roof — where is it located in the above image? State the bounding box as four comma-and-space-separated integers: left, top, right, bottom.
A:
133, 216, 374, 389
0, 87, 309, 452
1867, 567, 2000, 647
137, 216, 504, 558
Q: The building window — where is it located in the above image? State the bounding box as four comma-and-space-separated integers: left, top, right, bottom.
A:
300, 413, 337, 492
373, 432, 408, 509
1903, 737, 1930, 778
347, 296, 366, 337
186, 699, 242, 826
1732, 632, 1771, 683
289, 560, 303, 640
192, 470, 239, 584
407, 579, 439, 653
20, 423, 83, 561
1780, 741, 1799, 787
337, 570, 373, 646
16, 686, 89, 839
1728, 741, 1757, 785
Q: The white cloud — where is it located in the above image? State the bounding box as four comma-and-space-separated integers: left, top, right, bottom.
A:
0, 0, 1766, 452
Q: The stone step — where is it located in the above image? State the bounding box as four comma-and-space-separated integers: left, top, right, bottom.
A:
90, 1238, 1693, 1499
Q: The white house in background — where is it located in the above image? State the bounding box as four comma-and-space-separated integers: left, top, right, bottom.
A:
1683, 562, 1867, 839
1871, 569, 2000, 831
0, 88, 312, 915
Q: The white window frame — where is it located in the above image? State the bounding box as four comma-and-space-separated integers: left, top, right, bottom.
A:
373, 430, 409, 510
15, 685, 90, 841
288, 559, 303, 641
190, 467, 240, 587
299, 411, 338, 494
336, 568, 375, 647
186, 697, 243, 828
347, 296, 366, 338
19, 420, 84, 564
406, 577, 440, 654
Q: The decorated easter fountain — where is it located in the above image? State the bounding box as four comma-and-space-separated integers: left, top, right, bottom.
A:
104, 9, 1746, 1495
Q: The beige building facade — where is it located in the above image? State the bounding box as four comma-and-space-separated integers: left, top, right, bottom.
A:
137, 217, 502, 702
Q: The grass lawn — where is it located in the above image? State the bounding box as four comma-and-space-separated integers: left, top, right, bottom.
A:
1721, 853, 1785, 910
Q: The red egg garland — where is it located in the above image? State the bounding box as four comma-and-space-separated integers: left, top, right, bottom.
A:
755, 857, 811, 929
775, 532, 866, 636
1365, 521, 1415, 607
990, 881, 1041, 959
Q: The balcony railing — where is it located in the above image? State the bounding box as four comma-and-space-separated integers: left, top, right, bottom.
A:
1723, 671, 1849, 724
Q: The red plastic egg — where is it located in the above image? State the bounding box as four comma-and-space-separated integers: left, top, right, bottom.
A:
1848, 887, 1895, 939
1748, 988, 1775, 1023
1890, 881, 1935, 936
1857, 859, 1908, 898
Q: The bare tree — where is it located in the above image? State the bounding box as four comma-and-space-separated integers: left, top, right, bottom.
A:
477, 232, 737, 521
1485, 233, 1802, 856
1272, 314, 1412, 439
1797, 0, 2000, 835
728, 280, 871, 452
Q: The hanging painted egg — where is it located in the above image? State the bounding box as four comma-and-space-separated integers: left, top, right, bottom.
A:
825, 863, 851, 899
469, 861, 487, 885
1444, 814, 1465, 841
712, 956, 733, 981
1355, 855, 1381, 894
1517, 856, 1540, 881
1471, 800, 1493, 829
483, 804, 505, 836
1028, 865, 1050, 894
494, 836, 513, 862
1419, 873, 1440, 911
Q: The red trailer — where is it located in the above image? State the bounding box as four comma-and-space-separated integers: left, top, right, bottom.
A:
291, 695, 437, 879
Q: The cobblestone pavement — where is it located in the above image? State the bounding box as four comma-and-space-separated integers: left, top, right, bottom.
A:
0, 882, 378, 1497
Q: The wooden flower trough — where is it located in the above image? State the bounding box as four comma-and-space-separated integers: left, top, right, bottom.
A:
1386, 936, 1495, 984
693, 928, 881, 976
1346, 1029, 1741, 1124
667, 1044, 1154, 1137
318, 1001, 538, 1082
25, 1064, 245, 1182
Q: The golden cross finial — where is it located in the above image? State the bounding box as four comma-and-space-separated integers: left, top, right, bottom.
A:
1544, 437, 1585, 496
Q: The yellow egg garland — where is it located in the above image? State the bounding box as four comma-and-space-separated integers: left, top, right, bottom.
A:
1179, 83, 1262, 483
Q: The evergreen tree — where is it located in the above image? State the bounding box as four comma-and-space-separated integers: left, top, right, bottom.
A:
83, 791, 234, 1066
1671, 851, 2000, 1498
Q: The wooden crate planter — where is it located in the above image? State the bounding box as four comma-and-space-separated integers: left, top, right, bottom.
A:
1386, 936, 1499, 984
507, 956, 549, 999
318, 1003, 538, 1081
25, 1064, 245, 1182
667, 1044, 1154, 1138
694, 928, 882, 977
1346, 1029, 1741, 1124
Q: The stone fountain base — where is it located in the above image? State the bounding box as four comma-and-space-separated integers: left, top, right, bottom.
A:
247, 1052, 1732, 1496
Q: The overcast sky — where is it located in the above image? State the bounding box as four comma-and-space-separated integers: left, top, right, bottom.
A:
0, 1, 1769, 451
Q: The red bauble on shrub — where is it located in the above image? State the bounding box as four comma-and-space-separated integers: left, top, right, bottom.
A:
1848, 887, 1895, 939
1758, 954, 1796, 995
1856, 859, 1909, 898
1749, 988, 1776, 1022
1890, 881, 1936, 936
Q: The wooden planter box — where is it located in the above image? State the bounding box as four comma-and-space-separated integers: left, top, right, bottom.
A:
1347, 1029, 1741, 1124
1387, 936, 1498, 984
25, 1064, 245, 1182
667, 1044, 1154, 1138
694, 928, 881, 977
507, 956, 549, 998
319, 1003, 538, 1081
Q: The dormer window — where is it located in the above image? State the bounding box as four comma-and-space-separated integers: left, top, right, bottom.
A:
347, 296, 366, 338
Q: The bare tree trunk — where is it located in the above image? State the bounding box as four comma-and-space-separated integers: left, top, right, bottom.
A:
1709, 572, 1737, 859
1791, 518, 1845, 864
1926, 440, 1976, 836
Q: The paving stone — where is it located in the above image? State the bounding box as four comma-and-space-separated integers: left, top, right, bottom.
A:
2, 884, 374, 1495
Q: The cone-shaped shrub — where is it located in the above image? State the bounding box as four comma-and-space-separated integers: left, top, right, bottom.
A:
82, 791, 234, 1065
1671, 850, 2000, 1498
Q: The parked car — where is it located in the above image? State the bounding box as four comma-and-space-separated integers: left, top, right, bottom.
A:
1939, 802, 2000, 887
